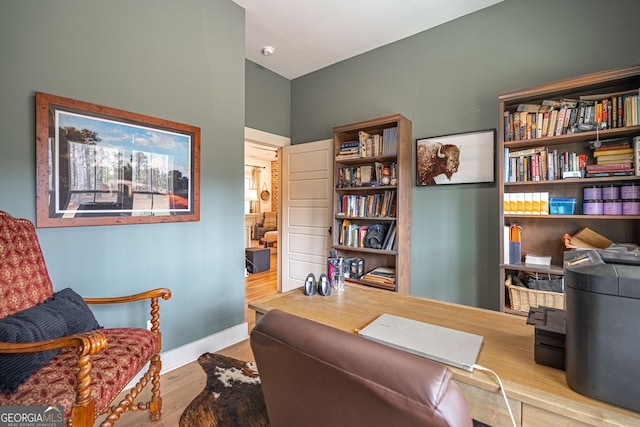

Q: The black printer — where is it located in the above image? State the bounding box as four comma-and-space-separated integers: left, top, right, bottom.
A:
564, 249, 640, 413
526, 306, 565, 370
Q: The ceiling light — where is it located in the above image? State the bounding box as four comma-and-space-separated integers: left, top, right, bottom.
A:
261, 45, 275, 56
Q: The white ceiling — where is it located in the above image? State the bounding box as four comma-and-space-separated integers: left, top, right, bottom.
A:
238, 0, 505, 161
245, 141, 278, 162
233, 0, 505, 80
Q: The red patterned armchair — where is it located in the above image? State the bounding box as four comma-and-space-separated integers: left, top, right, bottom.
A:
0, 211, 171, 427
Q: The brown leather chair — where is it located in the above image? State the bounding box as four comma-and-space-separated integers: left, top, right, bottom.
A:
250, 309, 472, 427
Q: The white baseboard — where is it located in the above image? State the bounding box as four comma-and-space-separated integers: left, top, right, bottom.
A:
124, 322, 249, 389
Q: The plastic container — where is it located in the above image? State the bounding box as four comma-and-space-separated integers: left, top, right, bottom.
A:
620, 183, 640, 199
583, 200, 603, 215
583, 185, 602, 200
603, 200, 622, 215
549, 198, 577, 215
601, 184, 620, 200
623, 199, 640, 215
331, 258, 345, 293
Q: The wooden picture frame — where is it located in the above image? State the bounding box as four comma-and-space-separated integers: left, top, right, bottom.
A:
416, 129, 495, 186
35, 92, 200, 227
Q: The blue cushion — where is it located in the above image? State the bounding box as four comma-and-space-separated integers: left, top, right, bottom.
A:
0, 288, 101, 393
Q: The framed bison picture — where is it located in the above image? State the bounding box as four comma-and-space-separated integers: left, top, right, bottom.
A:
416, 129, 495, 186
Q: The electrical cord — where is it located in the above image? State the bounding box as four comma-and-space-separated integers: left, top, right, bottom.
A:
245, 258, 256, 274
473, 364, 518, 427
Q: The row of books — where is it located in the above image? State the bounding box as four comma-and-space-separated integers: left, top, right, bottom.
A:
504, 147, 587, 182
338, 220, 397, 251
335, 127, 398, 159
336, 190, 396, 218
504, 136, 640, 182
336, 162, 396, 188
503, 89, 640, 142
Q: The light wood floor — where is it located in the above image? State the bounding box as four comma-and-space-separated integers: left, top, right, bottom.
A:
94, 247, 277, 426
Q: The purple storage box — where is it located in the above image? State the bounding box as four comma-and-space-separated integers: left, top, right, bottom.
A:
583, 200, 603, 215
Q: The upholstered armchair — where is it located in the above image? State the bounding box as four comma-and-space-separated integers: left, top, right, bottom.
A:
253, 211, 277, 240
0, 211, 171, 427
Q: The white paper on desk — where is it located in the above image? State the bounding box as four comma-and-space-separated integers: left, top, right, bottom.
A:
358, 313, 483, 372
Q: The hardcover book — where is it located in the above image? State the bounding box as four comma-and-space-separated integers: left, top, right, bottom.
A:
635, 136, 640, 176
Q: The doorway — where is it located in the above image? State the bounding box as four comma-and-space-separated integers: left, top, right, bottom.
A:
244, 127, 289, 275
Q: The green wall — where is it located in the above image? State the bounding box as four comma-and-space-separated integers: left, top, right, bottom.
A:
245, 60, 290, 137
0, 0, 247, 350
290, 0, 640, 309
2, 0, 639, 356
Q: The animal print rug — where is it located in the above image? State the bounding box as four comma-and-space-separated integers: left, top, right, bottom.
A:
179, 353, 269, 426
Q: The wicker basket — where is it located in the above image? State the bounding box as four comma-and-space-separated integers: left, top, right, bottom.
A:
505, 275, 564, 313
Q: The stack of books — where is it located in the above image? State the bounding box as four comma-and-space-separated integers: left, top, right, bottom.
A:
586, 139, 636, 177
336, 140, 362, 159
361, 266, 396, 288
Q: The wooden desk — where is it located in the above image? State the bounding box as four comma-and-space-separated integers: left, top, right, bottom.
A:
249, 284, 639, 427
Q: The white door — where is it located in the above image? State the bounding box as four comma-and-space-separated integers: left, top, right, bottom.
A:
279, 139, 333, 292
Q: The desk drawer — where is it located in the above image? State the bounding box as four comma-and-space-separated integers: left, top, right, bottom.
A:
456, 381, 521, 427
523, 404, 591, 427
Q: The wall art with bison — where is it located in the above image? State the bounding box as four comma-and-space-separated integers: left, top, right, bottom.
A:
416, 129, 495, 186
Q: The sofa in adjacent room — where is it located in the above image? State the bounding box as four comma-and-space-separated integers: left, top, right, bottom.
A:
253, 211, 277, 240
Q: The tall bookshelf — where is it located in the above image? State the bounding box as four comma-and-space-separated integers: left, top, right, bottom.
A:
498, 65, 640, 314
332, 114, 412, 294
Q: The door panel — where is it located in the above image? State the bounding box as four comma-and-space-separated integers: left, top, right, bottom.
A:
280, 139, 332, 292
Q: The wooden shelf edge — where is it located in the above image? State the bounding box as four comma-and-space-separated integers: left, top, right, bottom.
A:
504, 175, 640, 186
502, 125, 640, 149
347, 278, 396, 291
503, 306, 528, 317
336, 185, 397, 191
332, 244, 397, 255
505, 214, 640, 220
335, 216, 396, 221
335, 155, 397, 164
500, 263, 564, 275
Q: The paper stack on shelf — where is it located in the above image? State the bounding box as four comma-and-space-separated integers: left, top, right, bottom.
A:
361, 267, 396, 287
524, 254, 552, 266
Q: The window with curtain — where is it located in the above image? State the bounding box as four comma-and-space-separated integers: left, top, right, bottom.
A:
245, 166, 261, 213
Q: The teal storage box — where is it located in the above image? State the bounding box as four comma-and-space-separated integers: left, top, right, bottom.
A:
549, 198, 577, 215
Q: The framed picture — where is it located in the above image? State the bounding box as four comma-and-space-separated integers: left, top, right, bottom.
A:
416, 129, 495, 186
35, 92, 200, 227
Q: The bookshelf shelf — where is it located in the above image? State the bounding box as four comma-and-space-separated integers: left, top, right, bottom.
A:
332, 114, 412, 294
336, 216, 396, 221
336, 155, 398, 165
498, 65, 640, 314
336, 185, 397, 191
503, 125, 640, 150
504, 175, 640, 186
346, 278, 396, 291
499, 263, 564, 276
504, 214, 640, 220
333, 244, 397, 256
